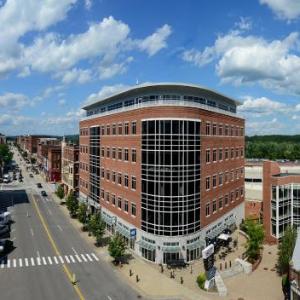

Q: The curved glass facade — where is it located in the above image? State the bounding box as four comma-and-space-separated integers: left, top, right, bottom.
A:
141, 119, 201, 236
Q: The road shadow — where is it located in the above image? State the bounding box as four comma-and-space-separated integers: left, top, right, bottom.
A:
0, 189, 30, 212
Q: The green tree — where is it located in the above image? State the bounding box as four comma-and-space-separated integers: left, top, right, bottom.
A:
30, 157, 36, 164
108, 234, 127, 263
0, 144, 13, 164
77, 202, 88, 224
55, 185, 65, 200
87, 213, 106, 246
66, 192, 78, 217
244, 219, 265, 262
277, 226, 297, 274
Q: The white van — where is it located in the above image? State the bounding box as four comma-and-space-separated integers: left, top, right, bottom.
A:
3, 174, 10, 184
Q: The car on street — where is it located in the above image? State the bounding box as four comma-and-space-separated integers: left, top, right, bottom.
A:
41, 190, 47, 197
0, 239, 13, 255
0, 212, 12, 225
3, 174, 11, 184
0, 225, 10, 238
37, 183, 42, 188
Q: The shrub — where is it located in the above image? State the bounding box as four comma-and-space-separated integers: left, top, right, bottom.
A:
196, 273, 206, 290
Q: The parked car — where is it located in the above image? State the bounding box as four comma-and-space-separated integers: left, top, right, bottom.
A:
3, 174, 11, 184
0, 225, 10, 238
41, 191, 47, 197
0, 212, 11, 225
29, 174, 34, 178
37, 183, 42, 188
0, 239, 13, 254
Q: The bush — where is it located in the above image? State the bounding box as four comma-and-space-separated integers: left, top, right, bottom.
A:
56, 185, 64, 200
196, 273, 206, 290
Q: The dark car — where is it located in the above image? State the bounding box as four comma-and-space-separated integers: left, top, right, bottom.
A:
41, 191, 47, 197
0, 225, 10, 238
37, 183, 42, 188
0, 239, 14, 254
29, 174, 34, 178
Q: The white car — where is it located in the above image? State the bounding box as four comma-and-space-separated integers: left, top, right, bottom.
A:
3, 174, 11, 183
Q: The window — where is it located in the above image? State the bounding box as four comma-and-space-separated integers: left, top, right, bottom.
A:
225, 125, 229, 136
235, 189, 239, 199
101, 147, 105, 157
213, 149, 217, 162
106, 147, 110, 158
124, 148, 129, 161
105, 192, 110, 203
131, 203, 136, 216
241, 127, 244, 136
124, 122, 129, 135
241, 147, 244, 157
118, 123, 123, 135
118, 148, 122, 160
240, 187, 244, 197
219, 197, 223, 209
212, 123, 217, 135
219, 173, 223, 185
225, 148, 229, 159
212, 200, 217, 213
205, 203, 210, 216
218, 124, 223, 136
117, 173, 122, 185
131, 121, 137, 134
206, 177, 210, 190
206, 122, 211, 135
124, 174, 129, 187
206, 149, 210, 163
112, 194, 116, 205
131, 149, 137, 162
112, 124, 116, 135
106, 169, 110, 180
111, 147, 116, 159
106, 124, 110, 135
231, 192, 234, 202
101, 126, 105, 135
212, 175, 217, 188
118, 197, 122, 209
124, 200, 128, 212
100, 189, 104, 199
112, 171, 116, 183
225, 194, 229, 206
219, 148, 223, 161
231, 148, 234, 159
101, 168, 104, 178
236, 148, 239, 158
131, 176, 136, 190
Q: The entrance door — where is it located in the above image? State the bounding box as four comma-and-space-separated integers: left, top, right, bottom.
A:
163, 252, 179, 264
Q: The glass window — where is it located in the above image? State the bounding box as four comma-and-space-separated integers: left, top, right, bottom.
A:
225, 194, 229, 206
112, 124, 116, 135
106, 169, 110, 180
212, 124, 217, 136
219, 148, 223, 161
106, 124, 110, 135
112, 147, 116, 159
118, 123, 123, 135
101, 147, 105, 157
212, 175, 217, 188
206, 149, 210, 163
124, 174, 129, 187
205, 203, 210, 216
218, 124, 223, 136
112, 171, 116, 183
112, 194, 116, 205
212, 200, 217, 213
124, 148, 129, 161
219, 173, 223, 185
206, 177, 210, 190
118, 148, 122, 160
206, 122, 211, 135
106, 147, 110, 158
213, 149, 217, 162
118, 173, 122, 185
124, 200, 128, 212
131, 149, 137, 162
105, 192, 110, 202
118, 197, 122, 209
131, 121, 137, 134
219, 197, 223, 209
124, 122, 129, 135
132, 176, 136, 190
131, 203, 136, 216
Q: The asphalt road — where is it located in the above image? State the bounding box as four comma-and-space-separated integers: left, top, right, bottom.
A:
0, 148, 143, 300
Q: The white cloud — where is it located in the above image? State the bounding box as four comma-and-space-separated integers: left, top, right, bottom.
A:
138, 24, 172, 56
235, 17, 252, 31
0, 92, 28, 109
98, 57, 133, 80
183, 28, 300, 95
260, 0, 300, 21
58, 99, 66, 106
84, 0, 92, 10
57, 68, 92, 84
83, 84, 131, 106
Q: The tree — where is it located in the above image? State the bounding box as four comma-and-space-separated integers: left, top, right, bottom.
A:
88, 213, 106, 246
77, 202, 88, 224
244, 219, 264, 262
66, 192, 78, 217
30, 157, 36, 164
108, 233, 127, 263
277, 226, 297, 274
56, 185, 65, 200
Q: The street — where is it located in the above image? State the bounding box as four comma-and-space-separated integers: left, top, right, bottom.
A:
0, 149, 142, 300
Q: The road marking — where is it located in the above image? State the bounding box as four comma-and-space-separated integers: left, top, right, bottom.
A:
7, 260, 10, 268
57, 225, 63, 231
25, 258, 29, 267
31, 195, 85, 300
69, 255, 75, 263
86, 254, 93, 262
13, 259, 17, 268
37, 257, 41, 266
48, 256, 53, 265
31, 257, 35, 266
72, 247, 78, 255
37, 251, 40, 257
107, 296, 112, 300
53, 256, 59, 264
91, 253, 99, 261
64, 255, 70, 263
75, 255, 82, 263
19, 258, 23, 267
42, 257, 47, 265
30, 228, 34, 236
81, 254, 88, 262
47, 208, 53, 216
59, 256, 64, 264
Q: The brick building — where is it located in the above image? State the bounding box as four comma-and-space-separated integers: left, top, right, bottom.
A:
262, 161, 300, 243
61, 138, 79, 196
79, 83, 245, 264
0, 133, 6, 144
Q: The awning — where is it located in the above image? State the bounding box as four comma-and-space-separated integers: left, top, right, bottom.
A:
116, 224, 132, 239
137, 240, 156, 251
161, 246, 181, 253
101, 212, 114, 226
186, 239, 206, 251
218, 233, 230, 241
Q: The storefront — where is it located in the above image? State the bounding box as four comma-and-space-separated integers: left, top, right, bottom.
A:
137, 238, 156, 262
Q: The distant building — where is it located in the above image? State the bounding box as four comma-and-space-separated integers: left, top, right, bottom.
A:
61, 138, 79, 196
290, 228, 300, 300
262, 161, 300, 243
0, 133, 6, 144
79, 83, 245, 263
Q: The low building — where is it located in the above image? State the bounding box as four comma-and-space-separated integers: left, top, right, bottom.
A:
61, 139, 79, 196
290, 228, 300, 300
262, 161, 300, 243
0, 133, 6, 144
37, 138, 60, 166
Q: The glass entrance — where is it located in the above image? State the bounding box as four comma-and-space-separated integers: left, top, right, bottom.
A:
163, 252, 179, 264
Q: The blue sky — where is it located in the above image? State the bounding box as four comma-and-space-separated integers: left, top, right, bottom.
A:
0, 0, 300, 136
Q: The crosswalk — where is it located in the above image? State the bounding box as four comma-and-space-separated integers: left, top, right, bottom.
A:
0, 253, 99, 270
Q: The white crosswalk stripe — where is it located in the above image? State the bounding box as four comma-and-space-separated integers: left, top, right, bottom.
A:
91, 253, 99, 261
81, 254, 87, 262
0, 253, 97, 270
